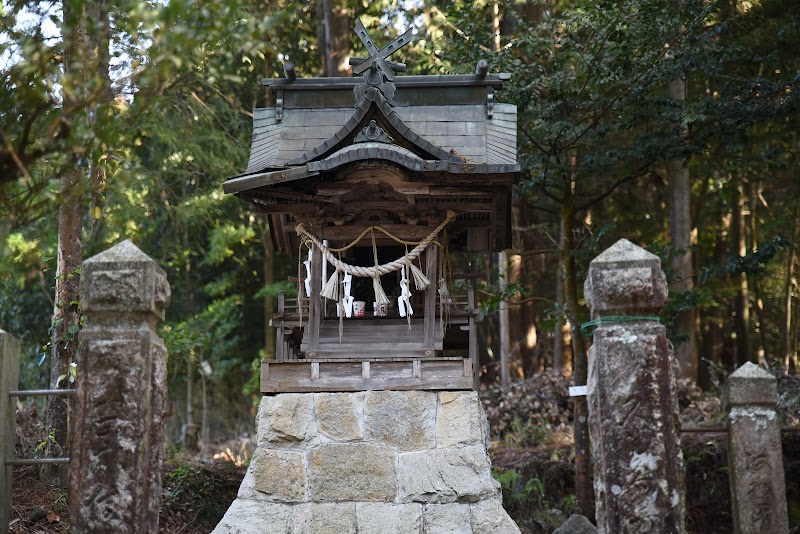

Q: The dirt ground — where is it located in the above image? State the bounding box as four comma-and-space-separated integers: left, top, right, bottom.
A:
9, 402, 247, 534
8, 458, 245, 534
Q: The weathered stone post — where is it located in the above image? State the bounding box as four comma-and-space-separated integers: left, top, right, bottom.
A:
584, 239, 685, 533
69, 240, 171, 533
724, 362, 789, 534
1, 330, 20, 534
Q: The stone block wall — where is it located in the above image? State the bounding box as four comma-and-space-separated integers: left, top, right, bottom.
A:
214, 391, 520, 534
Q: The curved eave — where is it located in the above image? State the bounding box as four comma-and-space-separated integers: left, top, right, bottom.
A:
223, 166, 318, 195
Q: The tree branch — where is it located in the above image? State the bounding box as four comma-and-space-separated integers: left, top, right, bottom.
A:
574, 164, 653, 213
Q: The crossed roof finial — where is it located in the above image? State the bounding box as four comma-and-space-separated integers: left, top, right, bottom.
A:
352, 18, 415, 82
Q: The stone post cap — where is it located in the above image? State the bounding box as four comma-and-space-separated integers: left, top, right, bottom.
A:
81, 240, 171, 320
584, 239, 667, 317
723, 362, 778, 410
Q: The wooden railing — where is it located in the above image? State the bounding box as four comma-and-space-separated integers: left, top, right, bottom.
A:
269, 284, 480, 389
1, 334, 73, 534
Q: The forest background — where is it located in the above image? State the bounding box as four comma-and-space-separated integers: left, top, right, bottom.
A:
1, 0, 799, 516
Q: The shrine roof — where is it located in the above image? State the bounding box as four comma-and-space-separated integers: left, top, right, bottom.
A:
223, 21, 517, 256
243, 101, 517, 175
224, 68, 519, 196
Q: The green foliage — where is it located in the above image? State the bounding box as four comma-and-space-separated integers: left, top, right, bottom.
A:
559, 494, 578, 515
254, 281, 297, 299
0, 0, 285, 224
0, 0, 300, 410
493, 463, 575, 531
698, 236, 789, 284
242, 355, 263, 399
662, 287, 715, 343
435, 0, 800, 374
203, 224, 257, 267
55, 362, 77, 388
0, 0, 798, 461
495, 468, 545, 507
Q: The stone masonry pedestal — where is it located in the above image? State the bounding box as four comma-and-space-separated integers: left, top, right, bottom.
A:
214, 391, 520, 534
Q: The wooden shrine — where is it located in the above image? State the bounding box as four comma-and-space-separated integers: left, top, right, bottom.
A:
223, 21, 518, 393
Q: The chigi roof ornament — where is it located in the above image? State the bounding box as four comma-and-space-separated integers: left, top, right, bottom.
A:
351, 17, 417, 106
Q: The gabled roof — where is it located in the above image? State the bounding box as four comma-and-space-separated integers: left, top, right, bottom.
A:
288, 87, 461, 165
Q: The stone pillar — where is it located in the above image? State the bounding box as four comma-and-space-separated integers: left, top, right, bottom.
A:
1, 330, 20, 534
584, 239, 685, 533
69, 240, 171, 534
724, 362, 789, 534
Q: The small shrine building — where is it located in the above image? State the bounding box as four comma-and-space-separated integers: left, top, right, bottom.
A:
223, 21, 518, 394
213, 21, 522, 534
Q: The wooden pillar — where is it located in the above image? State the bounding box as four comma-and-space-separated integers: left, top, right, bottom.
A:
0, 330, 20, 534
321, 240, 328, 292
307, 246, 323, 355
276, 292, 285, 362
498, 251, 510, 387
424, 245, 438, 351
468, 285, 479, 390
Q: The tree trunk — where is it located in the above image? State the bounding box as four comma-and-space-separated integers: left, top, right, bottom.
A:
785, 211, 799, 373
561, 179, 593, 520
792, 289, 799, 373
498, 251, 510, 387
731, 181, 752, 366
183, 244, 199, 450
701, 200, 731, 386
86, 0, 112, 243
667, 77, 698, 381
184, 349, 198, 450
44, 0, 87, 486
201, 373, 208, 446
318, 0, 350, 77
553, 266, 564, 374
46, 172, 82, 486
749, 182, 768, 366
492, 0, 501, 53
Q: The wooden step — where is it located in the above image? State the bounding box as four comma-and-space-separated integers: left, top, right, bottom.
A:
301, 343, 442, 357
